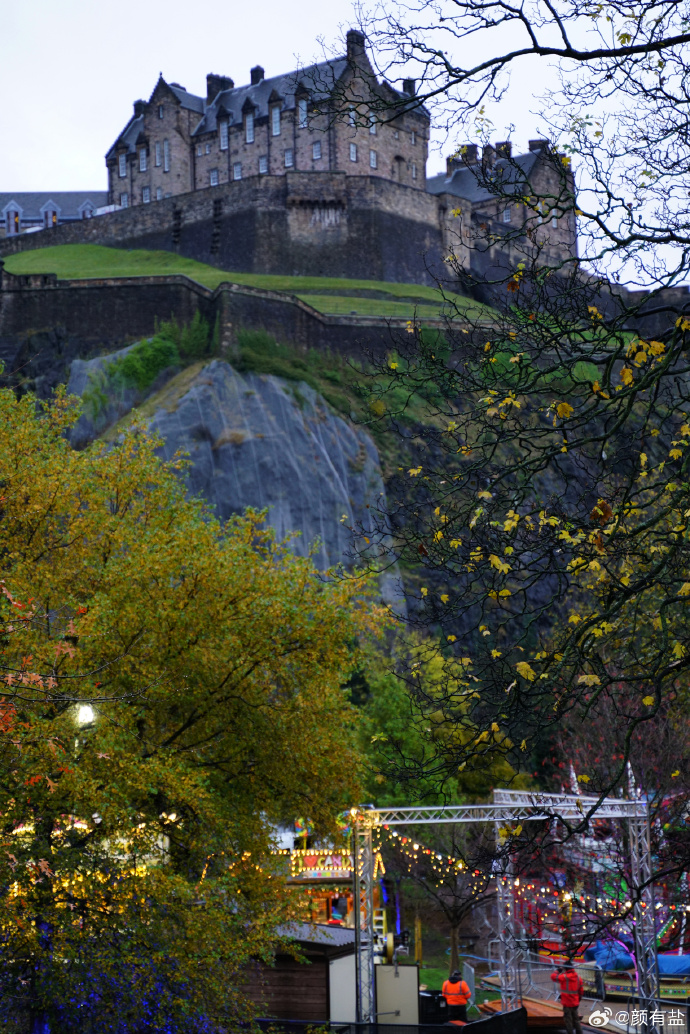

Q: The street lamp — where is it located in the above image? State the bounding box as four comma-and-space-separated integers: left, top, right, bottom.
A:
77, 704, 95, 725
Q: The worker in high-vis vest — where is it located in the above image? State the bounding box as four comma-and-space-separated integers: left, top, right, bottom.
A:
551, 962, 584, 1034
442, 970, 471, 1022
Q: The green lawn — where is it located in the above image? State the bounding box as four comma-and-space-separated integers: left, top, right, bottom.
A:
3, 244, 481, 319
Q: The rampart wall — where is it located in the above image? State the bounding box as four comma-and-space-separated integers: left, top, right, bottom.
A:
0, 172, 446, 286
0, 262, 435, 397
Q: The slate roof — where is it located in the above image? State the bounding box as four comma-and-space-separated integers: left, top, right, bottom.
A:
168, 84, 205, 114
106, 114, 144, 159
0, 191, 108, 218
276, 922, 356, 951
427, 150, 540, 204
192, 57, 350, 136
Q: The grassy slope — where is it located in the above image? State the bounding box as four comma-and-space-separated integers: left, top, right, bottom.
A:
3, 244, 481, 319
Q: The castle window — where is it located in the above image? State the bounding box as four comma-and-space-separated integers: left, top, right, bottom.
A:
233, 162, 242, 180
503, 205, 512, 223
163, 139, 170, 172
6, 210, 20, 235
272, 106, 281, 137
369, 113, 376, 135
139, 149, 147, 172
259, 155, 268, 174
118, 154, 126, 178
155, 142, 162, 167
369, 149, 377, 169
205, 142, 211, 155
246, 113, 255, 144
44, 209, 58, 227
158, 105, 164, 119
313, 141, 322, 160
120, 192, 129, 208
348, 106, 355, 127
552, 213, 559, 228
220, 121, 228, 150
284, 149, 294, 168
81, 205, 93, 219
394, 130, 399, 139
142, 186, 151, 204
411, 131, 417, 145
197, 144, 203, 157
298, 98, 308, 129
156, 187, 163, 201
411, 162, 417, 180
350, 143, 357, 162
210, 169, 219, 186
164, 192, 172, 198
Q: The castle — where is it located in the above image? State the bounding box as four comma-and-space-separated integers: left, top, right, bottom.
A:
1, 31, 577, 288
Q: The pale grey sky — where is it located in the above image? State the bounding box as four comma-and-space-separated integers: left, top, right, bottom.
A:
0, 0, 547, 192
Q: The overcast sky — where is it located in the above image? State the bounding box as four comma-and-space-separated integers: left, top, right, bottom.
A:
0, 0, 549, 192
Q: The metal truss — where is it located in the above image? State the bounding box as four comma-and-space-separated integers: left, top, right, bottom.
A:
353, 812, 377, 1023
352, 789, 656, 1022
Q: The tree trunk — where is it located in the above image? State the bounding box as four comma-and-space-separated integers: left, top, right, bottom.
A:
449, 922, 460, 976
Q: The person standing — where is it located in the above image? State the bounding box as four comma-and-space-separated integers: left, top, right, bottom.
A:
442, 969, 471, 1022
551, 961, 584, 1034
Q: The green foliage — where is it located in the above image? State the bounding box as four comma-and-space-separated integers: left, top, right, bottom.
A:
111, 334, 180, 391
0, 387, 383, 1030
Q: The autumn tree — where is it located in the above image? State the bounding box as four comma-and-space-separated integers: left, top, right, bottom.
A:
0, 387, 383, 1033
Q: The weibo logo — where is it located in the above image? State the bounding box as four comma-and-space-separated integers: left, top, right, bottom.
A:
589, 1007, 612, 1027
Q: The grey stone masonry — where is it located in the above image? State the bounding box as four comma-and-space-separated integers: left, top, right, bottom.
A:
105, 30, 429, 208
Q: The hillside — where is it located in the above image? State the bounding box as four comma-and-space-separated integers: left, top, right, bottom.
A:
3, 244, 481, 320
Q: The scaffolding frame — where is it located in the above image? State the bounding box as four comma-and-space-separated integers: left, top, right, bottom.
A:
353, 789, 658, 1024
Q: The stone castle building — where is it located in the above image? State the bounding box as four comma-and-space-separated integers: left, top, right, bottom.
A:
106, 31, 428, 209
1, 31, 577, 288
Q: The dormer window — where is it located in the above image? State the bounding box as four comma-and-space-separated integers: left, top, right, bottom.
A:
246, 113, 255, 144
298, 98, 308, 129
220, 121, 228, 150
119, 154, 127, 177
44, 208, 58, 228
139, 149, 147, 172
272, 106, 281, 137
5, 209, 20, 235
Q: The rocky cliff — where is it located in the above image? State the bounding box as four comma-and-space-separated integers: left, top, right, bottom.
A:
66, 353, 402, 607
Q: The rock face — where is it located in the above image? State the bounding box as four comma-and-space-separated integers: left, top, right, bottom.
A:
66, 354, 402, 606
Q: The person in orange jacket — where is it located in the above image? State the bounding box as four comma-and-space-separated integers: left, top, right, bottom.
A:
442, 969, 471, 1022
551, 961, 584, 1034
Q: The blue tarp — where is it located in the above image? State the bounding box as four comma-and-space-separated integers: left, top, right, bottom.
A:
658, 954, 690, 977
584, 940, 635, 971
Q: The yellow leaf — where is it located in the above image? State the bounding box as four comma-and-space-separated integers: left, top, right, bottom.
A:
434, 531, 444, 542
678, 583, 690, 596
513, 824, 523, 836
447, 635, 457, 643
491, 649, 502, 658
516, 661, 537, 681
478, 490, 493, 500
440, 594, 449, 603
491, 722, 500, 733
520, 740, 528, 752
578, 674, 601, 686
620, 367, 634, 386
577, 774, 590, 783
642, 695, 655, 706
408, 466, 422, 476
420, 587, 428, 597
489, 554, 511, 574
369, 399, 386, 416
449, 538, 462, 549
556, 402, 574, 419
670, 449, 683, 460
672, 770, 680, 778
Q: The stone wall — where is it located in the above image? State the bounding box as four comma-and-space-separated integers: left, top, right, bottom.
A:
0, 172, 446, 286
0, 262, 434, 397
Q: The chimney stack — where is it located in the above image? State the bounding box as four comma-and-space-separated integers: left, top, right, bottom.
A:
133, 100, 146, 118
402, 79, 416, 98
495, 140, 512, 158
482, 144, 496, 168
529, 139, 548, 152
446, 144, 478, 175
346, 29, 366, 61
207, 74, 234, 103
250, 65, 265, 85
